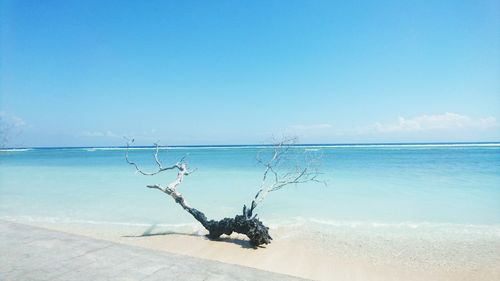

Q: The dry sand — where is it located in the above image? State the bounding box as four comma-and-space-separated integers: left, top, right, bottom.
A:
12, 221, 500, 281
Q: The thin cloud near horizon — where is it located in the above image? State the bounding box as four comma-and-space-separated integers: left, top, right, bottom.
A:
361, 113, 498, 134
290, 112, 498, 135
2, 111, 498, 147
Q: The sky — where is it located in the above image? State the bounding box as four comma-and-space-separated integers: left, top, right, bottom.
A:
1, 0, 499, 147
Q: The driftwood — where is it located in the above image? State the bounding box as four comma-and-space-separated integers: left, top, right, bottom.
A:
126, 138, 321, 246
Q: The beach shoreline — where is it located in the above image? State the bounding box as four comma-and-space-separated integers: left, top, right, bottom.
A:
2, 145, 499, 280
0, 220, 305, 281
6, 219, 499, 281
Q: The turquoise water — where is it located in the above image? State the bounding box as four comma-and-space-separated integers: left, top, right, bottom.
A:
1, 144, 499, 233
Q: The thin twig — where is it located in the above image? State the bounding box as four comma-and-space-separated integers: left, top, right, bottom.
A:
125, 139, 181, 176
246, 137, 324, 218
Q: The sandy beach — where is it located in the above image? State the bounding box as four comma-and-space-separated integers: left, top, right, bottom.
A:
11, 219, 499, 281
0, 221, 305, 281
2, 0, 499, 280
2, 145, 500, 280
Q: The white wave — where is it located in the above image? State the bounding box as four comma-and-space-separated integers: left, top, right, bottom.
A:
162, 146, 267, 150
11, 143, 498, 153
297, 143, 500, 149
83, 147, 149, 152
1, 215, 200, 229
266, 217, 500, 232
83, 146, 269, 152
4, 215, 500, 240
0, 148, 32, 152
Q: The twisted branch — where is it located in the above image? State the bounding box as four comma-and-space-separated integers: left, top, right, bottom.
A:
125, 139, 188, 176
125, 139, 194, 209
125, 138, 322, 246
245, 137, 324, 218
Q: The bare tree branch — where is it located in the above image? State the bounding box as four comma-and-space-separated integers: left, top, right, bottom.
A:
125, 137, 322, 247
125, 140, 196, 219
153, 142, 163, 169
245, 137, 325, 218
125, 139, 185, 176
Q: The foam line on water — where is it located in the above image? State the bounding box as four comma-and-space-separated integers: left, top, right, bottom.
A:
4, 142, 499, 153
1, 215, 200, 229
267, 217, 500, 233
0, 148, 32, 152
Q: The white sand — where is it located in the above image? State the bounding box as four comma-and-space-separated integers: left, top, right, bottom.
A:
13, 221, 500, 281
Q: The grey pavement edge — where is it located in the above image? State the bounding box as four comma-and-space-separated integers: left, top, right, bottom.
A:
0, 221, 309, 281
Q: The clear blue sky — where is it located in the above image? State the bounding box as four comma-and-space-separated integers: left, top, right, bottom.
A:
1, 0, 499, 147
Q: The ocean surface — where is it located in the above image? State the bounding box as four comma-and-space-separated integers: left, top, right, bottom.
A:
1, 143, 500, 242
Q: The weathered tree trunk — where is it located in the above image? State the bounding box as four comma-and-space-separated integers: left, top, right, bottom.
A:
148, 182, 272, 246
126, 139, 320, 247
188, 207, 272, 246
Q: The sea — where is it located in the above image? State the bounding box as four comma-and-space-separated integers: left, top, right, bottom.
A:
1, 143, 500, 260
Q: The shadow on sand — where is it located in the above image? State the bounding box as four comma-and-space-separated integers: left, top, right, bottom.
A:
121, 223, 265, 249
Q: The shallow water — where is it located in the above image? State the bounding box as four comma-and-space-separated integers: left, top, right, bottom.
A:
1, 144, 499, 239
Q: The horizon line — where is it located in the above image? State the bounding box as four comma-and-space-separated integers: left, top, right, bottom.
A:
3, 141, 500, 150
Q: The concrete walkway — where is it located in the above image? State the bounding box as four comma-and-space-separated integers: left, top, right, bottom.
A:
0, 221, 307, 281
